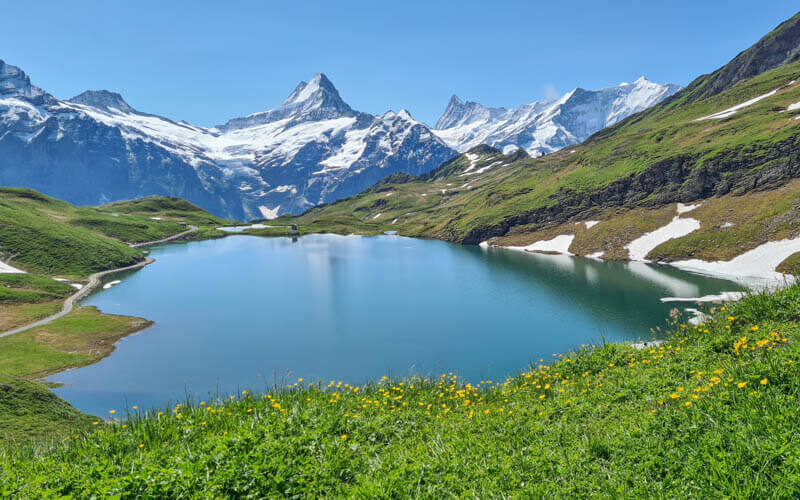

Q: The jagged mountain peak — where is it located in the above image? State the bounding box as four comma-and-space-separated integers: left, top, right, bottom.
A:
221, 72, 356, 131
435, 95, 502, 130
0, 59, 46, 99
282, 72, 339, 106
434, 78, 681, 157
68, 90, 135, 114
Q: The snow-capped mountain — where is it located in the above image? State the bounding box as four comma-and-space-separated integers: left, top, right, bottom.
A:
0, 61, 455, 219
433, 77, 681, 157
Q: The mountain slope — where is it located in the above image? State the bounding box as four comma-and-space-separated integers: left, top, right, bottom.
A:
433, 77, 681, 157
0, 65, 455, 219
0, 188, 229, 277
284, 12, 800, 278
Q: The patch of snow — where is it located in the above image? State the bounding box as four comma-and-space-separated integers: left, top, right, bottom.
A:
479, 240, 490, 248
0, 260, 25, 273
586, 251, 604, 260
583, 220, 600, 229
102, 280, 121, 290
660, 292, 745, 303
70, 283, 83, 290
258, 205, 280, 220
721, 222, 735, 229
695, 88, 779, 121
391, 218, 398, 224
671, 236, 800, 287
53, 278, 68, 282
150, 216, 162, 221
460, 160, 502, 177
676, 202, 701, 214
268, 185, 297, 195
626, 217, 700, 261
787, 101, 800, 112
506, 234, 575, 255
685, 308, 709, 326
372, 213, 382, 220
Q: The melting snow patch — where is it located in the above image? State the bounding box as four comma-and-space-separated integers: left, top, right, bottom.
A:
721, 222, 736, 228
392, 218, 398, 224
787, 101, 800, 111
150, 217, 162, 221
583, 220, 600, 229
103, 280, 121, 290
372, 213, 382, 220
479, 240, 490, 249
660, 292, 745, 303
258, 205, 280, 220
626, 217, 700, 261
676, 202, 701, 214
70, 283, 83, 290
695, 88, 778, 121
0, 261, 25, 274
586, 251, 604, 260
53, 278, 68, 282
506, 234, 575, 255
685, 308, 709, 326
671, 236, 800, 286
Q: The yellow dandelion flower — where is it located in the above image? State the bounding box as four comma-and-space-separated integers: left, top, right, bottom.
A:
760, 378, 768, 386
138, 443, 144, 448
340, 434, 347, 440
737, 382, 747, 389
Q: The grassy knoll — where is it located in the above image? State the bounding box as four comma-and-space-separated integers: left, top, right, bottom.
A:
0, 188, 234, 277
2, 285, 800, 496
96, 196, 233, 228
0, 375, 94, 445
0, 306, 152, 380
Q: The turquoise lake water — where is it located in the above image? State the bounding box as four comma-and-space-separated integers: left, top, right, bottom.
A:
48, 234, 740, 415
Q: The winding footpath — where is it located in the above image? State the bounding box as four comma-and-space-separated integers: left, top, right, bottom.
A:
0, 225, 197, 338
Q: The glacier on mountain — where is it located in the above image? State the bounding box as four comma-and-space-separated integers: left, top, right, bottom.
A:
433, 77, 681, 157
0, 58, 679, 220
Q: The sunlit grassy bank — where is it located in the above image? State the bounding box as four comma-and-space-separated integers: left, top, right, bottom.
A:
2, 282, 799, 497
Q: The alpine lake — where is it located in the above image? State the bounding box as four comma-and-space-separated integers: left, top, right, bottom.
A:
47, 234, 741, 416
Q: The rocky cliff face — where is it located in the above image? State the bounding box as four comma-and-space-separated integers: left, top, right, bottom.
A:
0, 64, 455, 220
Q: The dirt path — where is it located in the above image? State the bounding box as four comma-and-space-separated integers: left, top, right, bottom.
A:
0, 226, 198, 338
0, 258, 156, 338
130, 225, 197, 247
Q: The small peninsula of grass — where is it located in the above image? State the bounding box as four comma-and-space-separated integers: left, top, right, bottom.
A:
2, 282, 799, 496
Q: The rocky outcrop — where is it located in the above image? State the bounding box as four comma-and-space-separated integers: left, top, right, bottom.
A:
456, 136, 800, 244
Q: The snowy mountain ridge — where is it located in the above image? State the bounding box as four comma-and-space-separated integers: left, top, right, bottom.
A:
0, 58, 679, 220
0, 61, 454, 219
433, 77, 682, 157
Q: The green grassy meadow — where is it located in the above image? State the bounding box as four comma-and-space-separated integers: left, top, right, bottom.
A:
1, 283, 799, 497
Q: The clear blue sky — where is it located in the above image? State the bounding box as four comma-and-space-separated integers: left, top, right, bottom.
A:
2, 1, 797, 126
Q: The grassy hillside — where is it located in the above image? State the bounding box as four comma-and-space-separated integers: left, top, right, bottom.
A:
0, 375, 94, 445
0, 189, 231, 277
1, 283, 798, 496
281, 15, 800, 262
